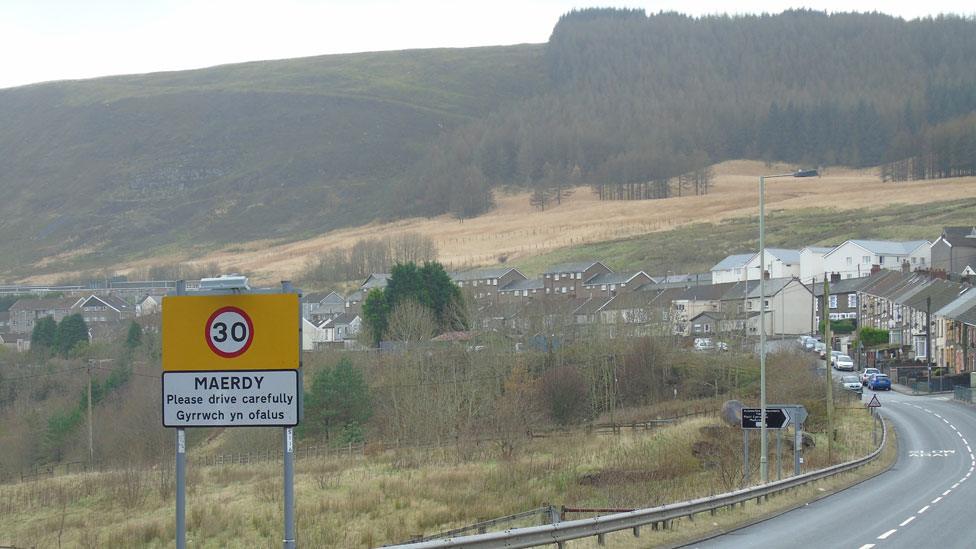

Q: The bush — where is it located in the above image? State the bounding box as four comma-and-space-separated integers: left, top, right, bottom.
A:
541, 367, 590, 425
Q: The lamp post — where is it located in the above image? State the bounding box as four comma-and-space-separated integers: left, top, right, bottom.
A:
758, 172, 801, 484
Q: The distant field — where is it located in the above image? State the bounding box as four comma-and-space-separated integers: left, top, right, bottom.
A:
21, 160, 976, 284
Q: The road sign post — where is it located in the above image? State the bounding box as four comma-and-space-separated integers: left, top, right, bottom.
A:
163, 280, 301, 549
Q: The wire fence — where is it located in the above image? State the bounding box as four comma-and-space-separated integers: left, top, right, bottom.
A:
1, 408, 715, 486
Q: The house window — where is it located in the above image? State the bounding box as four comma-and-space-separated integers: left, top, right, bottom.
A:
546, 288, 551, 294
561, 287, 568, 294
764, 299, 770, 310
576, 273, 582, 279
610, 284, 616, 291
863, 255, 870, 264
492, 279, 497, 285
848, 294, 857, 308
846, 256, 852, 265
829, 295, 838, 309
601, 285, 607, 290
879, 256, 885, 264
911, 257, 917, 264
921, 257, 926, 265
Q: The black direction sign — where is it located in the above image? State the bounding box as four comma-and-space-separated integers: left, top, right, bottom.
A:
741, 407, 791, 429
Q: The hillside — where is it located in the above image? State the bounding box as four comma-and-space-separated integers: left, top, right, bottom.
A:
4, 10, 976, 280
20, 160, 976, 285
0, 46, 545, 277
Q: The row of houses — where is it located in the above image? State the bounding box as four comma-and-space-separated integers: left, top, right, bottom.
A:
710, 227, 976, 285
0, 294, 135, 351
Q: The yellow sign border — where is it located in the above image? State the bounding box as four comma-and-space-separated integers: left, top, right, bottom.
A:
162, 294, 299, 371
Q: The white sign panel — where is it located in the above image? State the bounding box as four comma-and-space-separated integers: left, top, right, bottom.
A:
163, 370, 299, 427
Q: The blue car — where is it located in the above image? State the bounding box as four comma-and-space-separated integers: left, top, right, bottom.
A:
868, 373, 891, 391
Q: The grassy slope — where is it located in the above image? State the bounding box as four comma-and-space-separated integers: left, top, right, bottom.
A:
0, 405, 879, 548
0, 46, 544, 276
511, 199, 976, 277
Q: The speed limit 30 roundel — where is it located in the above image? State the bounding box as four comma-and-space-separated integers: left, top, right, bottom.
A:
205, 306, 254, 358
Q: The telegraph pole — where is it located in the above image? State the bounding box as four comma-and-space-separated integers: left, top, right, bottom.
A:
824, 276, 834, 463
87, 359, 94, 466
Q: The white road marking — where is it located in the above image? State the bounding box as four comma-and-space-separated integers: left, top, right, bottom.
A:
919, 505, 930, 513
932, 496, 943, 503
943, 419, 950, 424
942, 489, 951, 496
924, 409, 932, 413
951, 425, 958, 431
953, 483, 960, 489
878, 529, 898, 540
900, 516, 916, 526
858, 545, 876, 549
963, 438, 968, 445
935, 413, 942, 418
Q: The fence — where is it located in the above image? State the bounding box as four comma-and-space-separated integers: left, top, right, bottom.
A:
4, 407, 715, 486
383, 415, 888, 549
954, 386, 974, 404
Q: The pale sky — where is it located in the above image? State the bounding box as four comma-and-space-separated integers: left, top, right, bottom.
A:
1, 0, 973, 90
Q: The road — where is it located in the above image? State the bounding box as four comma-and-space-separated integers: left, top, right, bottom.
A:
694, 373, 975, 549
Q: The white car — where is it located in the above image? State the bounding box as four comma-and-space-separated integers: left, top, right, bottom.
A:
834, 355, 855, 371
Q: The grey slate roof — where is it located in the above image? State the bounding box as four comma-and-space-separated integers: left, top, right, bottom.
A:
745, 278, 797, 299
903, 280, 967, 312
764, 248, 801, 264
812, 276, 873, 297
711, 254, 755, 271
543, 262, 608, 275
938, 227, 976, 248
675, 282, 737, 301
361, 274, 390, 289
840, 240, 930, 256
500, 278, 544, 292
934, 287, 976, 319
584, 271, 649, 286
452, 268, 524, 281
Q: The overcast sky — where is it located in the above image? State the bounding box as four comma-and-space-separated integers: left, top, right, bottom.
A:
2, 0, 973, 90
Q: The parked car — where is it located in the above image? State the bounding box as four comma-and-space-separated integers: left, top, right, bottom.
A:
715, 341, 729, 351
804, 338, 819, 351
868, 373, 892, 391
830, 351, 842, 368
860, 368, 880, 385
834, 355, 855, 371
841, 375, 863, 392
694, 337, 714, 351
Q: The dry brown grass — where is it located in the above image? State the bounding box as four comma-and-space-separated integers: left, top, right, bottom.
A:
22, 160, 976, 285
0, 406, 886, 548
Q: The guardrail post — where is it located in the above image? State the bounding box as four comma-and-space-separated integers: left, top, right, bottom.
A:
632, 526, 640, 537
597, 533, 606, 545
548, 505, 561, 524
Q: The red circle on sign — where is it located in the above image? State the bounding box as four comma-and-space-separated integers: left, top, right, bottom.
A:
205, 306, 254, 358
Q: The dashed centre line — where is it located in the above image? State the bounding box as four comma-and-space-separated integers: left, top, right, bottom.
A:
932, 496, 943, 503
878, 529, 898, 540
900, 516, 916, 526
858, 545, 876, 549
919, 505, 930, 513
942, 489, 952, 496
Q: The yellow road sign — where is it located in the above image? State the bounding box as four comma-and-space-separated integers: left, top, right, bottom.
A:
162, 294, 299, 371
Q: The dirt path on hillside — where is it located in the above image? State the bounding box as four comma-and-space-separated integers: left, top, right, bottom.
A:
25, 160, 976, 284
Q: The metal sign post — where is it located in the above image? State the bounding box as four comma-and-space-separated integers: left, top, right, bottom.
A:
176, 429, 186, 549
284, 427, 295, 548
163, 278, 302, 549
743, 429, 750, 487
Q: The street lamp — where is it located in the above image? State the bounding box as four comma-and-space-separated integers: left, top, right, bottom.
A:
758, 171, 805, 483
